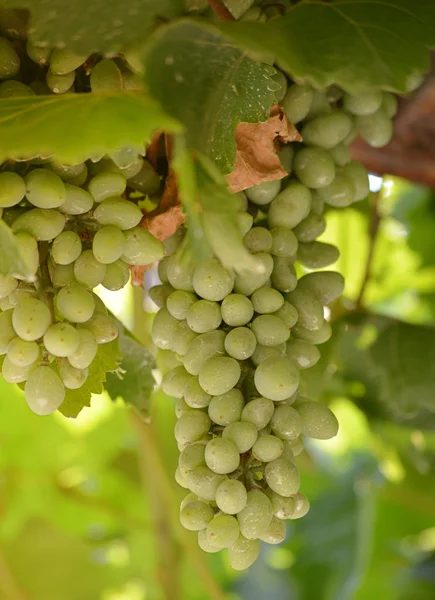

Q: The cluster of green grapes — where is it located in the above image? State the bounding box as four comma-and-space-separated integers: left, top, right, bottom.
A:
150, 76, 396, 568
0, 35, 163, 415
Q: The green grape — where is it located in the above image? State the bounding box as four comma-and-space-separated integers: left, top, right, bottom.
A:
80, 312, 118, 344
50, 48, 88, 74
0, 273, 18, 299
68, 329, 97, 369
329, 143, 352, 167
281, 84, 313, 124
192, 258, 235, 301
58, 358, 88, 389
382, 92, 398, 118
175, 466, 189, 488
343, 90, 382, 116
6, 336, 39, 367
185, 465, 226, 501
0, 80, 34, 97
198, 356, 241, 396
74, 249, 107, 288
24, 366, 65, 416
180, 492, 198, 511
297, 400, 339, 439
166, 252, 195, 292
180, 500, 214, 531
101, 260, 130, 291
297, 241, 339, 269
50, 162, 86, 182
223, 326, 256, 361
221, 294, 254, 327
46, 68, 75, 94
301, 111, 353, 149
356, 108, 393, 148
94, 198, 142, 230
245, 180, 281, 205
108, 147, 138, 170
244, 228, 273, 257
161, 365, 191, 398
310, 191, 325, 216
14, 232, 39, 278
12, 298, 51, 341
59, 184, 94, 215
293, 148, 335, 189
254, 356, 299, 401
279, 145, 294, 174
286, 338, 320, 369
222, 420, 257, 452
50, 262, 74, 288
270, 404, 302, 440
43, 322, 80, 357
157, 256, 170, 283
56, 284, 95, 323
2, 354, 35, 383
173, 321, 197, 356
286, 288, 324, 331
341, 161, 369, 201
123, 227, 164, 266
92, 225, 125, 264
289, 492, 310, 519
234, 252, 273, 296
306, 90, 331, 119
237, 212, 253, 237
251, 315, 290, 346
208, 388, 244, 426
228, 535, 260, 570
251, 343, 284, 367
237, 489, 273, 539
119, 155, 144, 178
298, 271, 345, 305
183, 377, 212, 408
12, 209, 66, 241
186, 300, 221, 334
0, 37, 20, 79
241, 397, 274, 430
251, 288, 284, 314
90, 59, 123, 91
175, 411, 211, 446
179, 442, 206, 478
182, 330, 226, 375
316, 172, 355, 207
268, 490, 296, 519
88, 171, 127, 203
25, 168, 66, 209
288, 437, 305, 457
252, 435, 284, 462
259, 516, 286, 544
206, 514, 240, 549
265, 457, 300, 496
272, 70, 288, 103
270, 227, 298, 258
52, 231, 82, 265
292, 320, 332, 344
197, 529, 221, 554
205, 438, 240, 475
274, 301, 298, 328
175, 397, 192, 418
0, 172, 26, 207
128, 160, 161, 195
167, 291, 196, 320
215, 479, 247, 515
268, 182, 312, 229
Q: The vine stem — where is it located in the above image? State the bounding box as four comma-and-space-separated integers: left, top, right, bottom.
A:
356, 191, 381, 308
130, 409, 227, 600
208, 0, 236, 20
0, 546, 30, 600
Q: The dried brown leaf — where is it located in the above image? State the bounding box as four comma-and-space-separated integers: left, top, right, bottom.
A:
227, 104, 302, 193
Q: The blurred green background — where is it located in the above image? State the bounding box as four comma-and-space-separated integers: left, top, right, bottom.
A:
1, 176, 435, 600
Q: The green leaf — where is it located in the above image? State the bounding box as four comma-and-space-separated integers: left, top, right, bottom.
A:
59, 339, 121, 418
0, 92, 182, 164
143, 20, 277, 174
218, 0, 435, 93
3, 0, 183, 53
0, 220, 33, 278
105, 328, 155, 415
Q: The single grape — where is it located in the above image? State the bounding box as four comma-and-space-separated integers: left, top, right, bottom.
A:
26, 40, 52, 65
94, 198, 142, 230
12, 298, 51, 341
265, 458, 300, 496
343, 90, 383, 116
205, 437, 240, 475
198, 356, 241, 396
272, 70, 288, 102
221, 294, 254, 327
182, 330, 226, 375
251, 288, 284, 314
90, 59, 123, 91
185, 465, 226, 501
178, 442, 206, 477
46, 68, 75, 94
289, 492, 310, 519
12, 209, 66, 241
152, 307, 180, 351
122, 227, 164, 266
167, 290, 197, 320
206, 514, 240, 549
208, 388, 245, 426
251, 315, 290, 346
162, 365, 192, 398
297, 241, 339, 269
382, 92, 398, 118
149, 284, 174, 308
268, 182, 312, 230
180, 492, 198, 511
270, 404, 302, 440
288, 437, 305, 457
50, 262, 75, 288
293, 213, 326, 243
286, 338, 320, 369
50, 162, 86, 182
183, 377, 211, 408
259, 516, 286, 544
254, 356, 299, 401
186, 300, 222, 334
301, 110, 353, 149
0, 172, 26, 207
197, 529, 221, 554
119, 155, 144, 178
175, 466, 189, 488
228, 535, 260, 570
0, 273, 18, 299
237, 211, 253, 236
293, 148, 335, 189
180, 500, 214, 531
67, 329, 98, 369
101, 260, 130, 291
241, 397, 274, 430
59, 184, 94, 215
222, 420, 258, 453
252, 435, 284, 462
244, 227, 273, 255
215, 479, 247, 515
279, 145, 294, 173
24, 366, 65, 416
88, 171, 126, 202
329, 143, 352, 167
128, 159, 161, 195
292, 320, 332, 345
2, 354, 34, 383
56, 284, 95, 323
341, 161, 369, 202
58, 358, 88, 389
192, 258, 235, 301
274, 301, 298, 328
80, 312, 118, 344
43, 322, 80, 358
237, 489, 273, 539
296, 400, 339, 439
356, 108, 393, 148
175, 411, 211, 447
74, 247, 108, 288
298, 271, 345, 305
25, 168, 66, 209
286, 288, 324, 331
234, 252, 274, 296
14, 232, 39, 277
224, 327, 256, 360
173, 321, 197, 356
245, 180, 281, 205
92, 225, 126, 264
251, 343, 284, 367
52, 230, 82, 265
271, 256, 297, 293
268, 490, 296, 519
166, 252, 195, 292
316, 172, 356, 207
281, 84, 313, 124
7, 336, 39, 367
270, 227, 298, 258
50, 48, 88, 74
306, 90, 331, 118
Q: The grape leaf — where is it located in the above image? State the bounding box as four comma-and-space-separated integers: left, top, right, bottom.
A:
143, 20, 278, 174
59, 339, 121, 418
218, 0, 435, 93
0, 92, 182, 164
0, 220, 33, 278
105, 329, 155, 415
2, 0, 183, 53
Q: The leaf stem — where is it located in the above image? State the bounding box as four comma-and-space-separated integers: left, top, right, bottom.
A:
208, 0, 236, 21
356, 191, 381, 308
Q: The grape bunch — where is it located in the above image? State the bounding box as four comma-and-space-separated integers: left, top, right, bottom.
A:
150, 76, 396, 568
